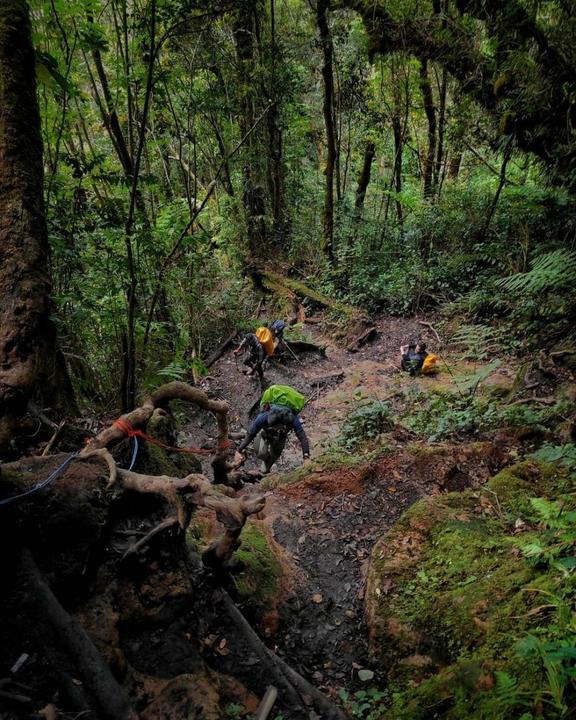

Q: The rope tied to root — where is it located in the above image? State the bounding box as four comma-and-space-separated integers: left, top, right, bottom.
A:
0, 451, 79, 507
112, 418, 230, 455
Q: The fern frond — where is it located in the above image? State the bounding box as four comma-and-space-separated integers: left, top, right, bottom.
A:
497, 249, 576, 294
494, 671, 519, 707
451, 323, 500, 360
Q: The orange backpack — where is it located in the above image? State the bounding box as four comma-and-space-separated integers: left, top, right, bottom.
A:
255, 326, 275, 356
422, 353, 439, 374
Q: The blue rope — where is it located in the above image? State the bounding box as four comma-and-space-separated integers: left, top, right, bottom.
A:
127, 436, 139, 471
0, 451, 79, 507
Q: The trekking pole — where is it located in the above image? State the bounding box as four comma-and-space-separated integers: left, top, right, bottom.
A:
283, 340, 303, 365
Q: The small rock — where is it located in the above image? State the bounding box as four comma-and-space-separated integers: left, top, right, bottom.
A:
312, 593, 323, 604
358, 669, 375, 682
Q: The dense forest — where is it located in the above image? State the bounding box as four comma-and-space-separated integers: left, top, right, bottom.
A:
1, 0, 575, 718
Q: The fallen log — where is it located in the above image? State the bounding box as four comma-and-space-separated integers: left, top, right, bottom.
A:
204, 334, 238, 369
347, 326, 377, 353
261, 270, 364, 321
506, 396, 556, 406
285, 339, 326, 356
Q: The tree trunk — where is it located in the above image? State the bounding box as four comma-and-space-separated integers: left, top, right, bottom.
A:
390, 58, 406, 226
434, 66, 447, 191
419, 58, 437, 199
266, 0, 287, 246
0, 0, 63, 451
317, 0, 337, 266
354, 141, 376, 214
233, 0, 268, 265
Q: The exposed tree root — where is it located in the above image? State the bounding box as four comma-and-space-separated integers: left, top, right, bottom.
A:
18, 548, 136, 720
215, 588, 350, 720
84, 381, 229, 453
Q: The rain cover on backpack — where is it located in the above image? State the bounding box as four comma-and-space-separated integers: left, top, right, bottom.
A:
422, 353, 439, 374
255, 326, 275, 356
260, 384, 306, 413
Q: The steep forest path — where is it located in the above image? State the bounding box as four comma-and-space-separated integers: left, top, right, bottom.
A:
187, 316, 514, 704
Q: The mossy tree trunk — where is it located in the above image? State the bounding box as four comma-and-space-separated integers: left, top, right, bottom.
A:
0, 0, 68, 452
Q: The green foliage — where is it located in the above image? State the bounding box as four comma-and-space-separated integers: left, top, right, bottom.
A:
338, 686, 387, 719
531, 444, 576, 469
497, 250, 576, 295
338, 400, 394, 449
518, 497, 576, 573
403, 388, 551, 442
451, 325, 503, 361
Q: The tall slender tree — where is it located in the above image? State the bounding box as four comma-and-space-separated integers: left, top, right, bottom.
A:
317, 0, 337, 265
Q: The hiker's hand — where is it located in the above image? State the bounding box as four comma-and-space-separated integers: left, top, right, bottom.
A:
233, 451, 246, 466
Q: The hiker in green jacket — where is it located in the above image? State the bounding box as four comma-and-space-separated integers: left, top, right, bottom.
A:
236, 384, 310, 473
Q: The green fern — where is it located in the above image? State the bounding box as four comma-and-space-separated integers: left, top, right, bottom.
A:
494, 671, 520, 709
497, 249, 576, 294
451, 323, 501, 360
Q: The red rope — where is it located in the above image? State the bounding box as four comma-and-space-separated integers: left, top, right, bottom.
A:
112, 418, 230, 455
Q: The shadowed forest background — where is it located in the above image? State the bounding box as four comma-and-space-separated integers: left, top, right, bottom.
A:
1, 0, 576, 719
10, 0, 575, 414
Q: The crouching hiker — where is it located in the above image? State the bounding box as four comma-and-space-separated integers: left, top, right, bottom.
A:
235, 384, 310, 473
400, 340, 438, 376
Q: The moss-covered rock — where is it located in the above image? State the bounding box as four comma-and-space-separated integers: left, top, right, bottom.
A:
233, 521, 284, 612
365, 460, 575, 719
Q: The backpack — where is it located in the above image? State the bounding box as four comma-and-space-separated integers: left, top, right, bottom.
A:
260, 384, 306, 414
422, 353, 439, 375
255, 326, 275, 356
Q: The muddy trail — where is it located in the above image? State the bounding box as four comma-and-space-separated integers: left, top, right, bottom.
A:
183, 317, 513, 709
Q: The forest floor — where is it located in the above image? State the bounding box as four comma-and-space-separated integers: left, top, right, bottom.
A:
4, 314, 565, 720
181, 315, 521, 711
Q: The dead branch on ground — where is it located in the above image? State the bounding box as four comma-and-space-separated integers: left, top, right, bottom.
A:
417, 320, 441, 344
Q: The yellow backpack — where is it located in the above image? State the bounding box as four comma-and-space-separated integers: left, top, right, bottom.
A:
422, 353, 439, 375
255, 326, 275, 356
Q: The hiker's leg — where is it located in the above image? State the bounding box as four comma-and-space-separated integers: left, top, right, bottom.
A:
254, 432, 274, 473
266, 433, 287, 470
